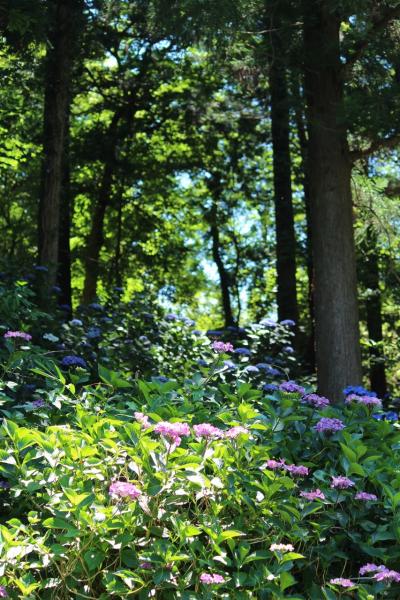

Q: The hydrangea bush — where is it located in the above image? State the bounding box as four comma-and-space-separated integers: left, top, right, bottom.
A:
0, 285, 399, 598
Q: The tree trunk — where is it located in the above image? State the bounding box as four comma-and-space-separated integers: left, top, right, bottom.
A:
269, 40, 299, 325
303, 1, 362, 401
38, 0, 75, 290
360, 228, 387, 397
57, 109, 72, 310
207, 179, 236, 327
293, 84, 315, 371
82, 111, 122, 304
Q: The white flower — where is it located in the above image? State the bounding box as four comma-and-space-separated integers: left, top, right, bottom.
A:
43, 333, 59, 342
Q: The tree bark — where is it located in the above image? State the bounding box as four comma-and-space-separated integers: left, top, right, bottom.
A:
38, 0, 76, 290
360, 228, 387, 397
206, 177, 236, 327
57, 108, 72, 310
293, 84, 315, 371
303, 1, 362, 401
82, 111, 123, 304
269, 39, 299, 325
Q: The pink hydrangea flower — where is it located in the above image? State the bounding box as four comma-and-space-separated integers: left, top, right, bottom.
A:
329, 578, 355, 588
139, 561, 152, 570
134, 412, 151, 429
284, 464, 309, 477
211, 341, 234, 353
109, 481, 141, 500
270, 543, 294, 553
4, 330, 32, 342
263, 459, 286, 470
225, 426, 249, 438
374, 569, 400, 582
345, 394, 382, 408
330, 476, 355, 489
193, 423, 224, 439
300, 489, 325, 501
355, 492, 377, 501
200, 573, 225, 584
154, 421, 190, 446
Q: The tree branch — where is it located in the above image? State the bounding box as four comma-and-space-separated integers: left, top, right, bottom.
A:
350, 132, 400, 162
344, 5, 400, 72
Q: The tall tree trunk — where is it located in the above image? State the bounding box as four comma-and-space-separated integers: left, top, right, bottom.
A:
293, 83, 315, 371
57, 109, 72, 310
269, 38, 299, 325
207, 178, 236, 327
38, 0, 76, 291
82, 111, 122, 304
360, 228, 387, 397
303, 1, 362, 402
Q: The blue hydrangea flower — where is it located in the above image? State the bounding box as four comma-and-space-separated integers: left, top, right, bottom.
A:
70, 318, 83, 326
59, 304, 71, 312
165, 313, 179, 321
197, 359, 208, 367
223, 360, 237, 370
61, 355, 87, 368
87, 327, 101, 339
263, 383, 279, 393
280, 319, 296, 327
88, 303, 103, 311
245, 365, 259, 373
153, 375, 169, 383
207, 330, 223, 336
344, 385, 377, 398
372, 411, 398, 421
234, 347, 251, 356
193, 330, 202, 336
282, 346, 294, 354
260, 318, 277, 327
34, 265, 49, 273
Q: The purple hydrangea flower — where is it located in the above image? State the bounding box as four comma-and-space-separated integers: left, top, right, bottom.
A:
280, 319, 295, 327
355, 491, 378, 501
279, 381, 306, 395
211, 340, 234, 353
282, 346, 294, 354
0, 585, 7, 597
61, 355, 87, 368
359, 563, 383, 576
284, 464, 309, 477
302, 393, 330, 409
260, 318, 277, 327
4, 330, 32, 342
0, 480, 10, 490
300, 489, 325, 501
314, 417, 345, 432
263, 458, 286, 470
31, 398, 46, 409
330, 476, 355, 489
